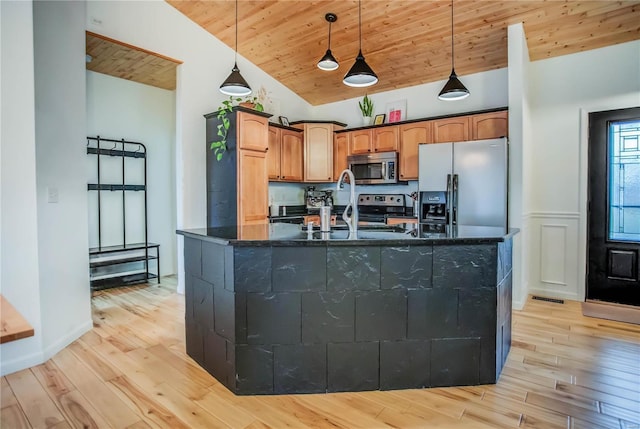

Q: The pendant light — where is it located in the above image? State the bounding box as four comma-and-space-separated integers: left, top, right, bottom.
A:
438, 0, 469, 101
343, 0, 378, 87
318, 13, 339, 71
220, 0, 251, 96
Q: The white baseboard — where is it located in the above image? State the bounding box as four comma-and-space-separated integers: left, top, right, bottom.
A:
43, 319, 93, 360
527, 287, 579, 302
0, 318, 92, 377
0, 348, 45, 377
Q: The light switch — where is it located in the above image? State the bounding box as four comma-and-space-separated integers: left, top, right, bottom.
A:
47, 187, 59, 203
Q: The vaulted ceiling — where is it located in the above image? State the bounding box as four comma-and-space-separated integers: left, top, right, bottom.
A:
86, 1, 640, 105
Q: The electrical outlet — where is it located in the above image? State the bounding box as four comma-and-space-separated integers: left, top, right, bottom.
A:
47, 187, 59, 203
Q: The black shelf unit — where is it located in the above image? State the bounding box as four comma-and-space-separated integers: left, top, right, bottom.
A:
87, 136, 160, 290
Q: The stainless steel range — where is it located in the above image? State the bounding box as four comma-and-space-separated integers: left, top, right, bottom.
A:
357, 194, 406, 223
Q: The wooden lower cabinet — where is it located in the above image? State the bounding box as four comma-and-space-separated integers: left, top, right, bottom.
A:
399, 121, 432, 180
333, 133, 350, 181
238, 149, 268, 224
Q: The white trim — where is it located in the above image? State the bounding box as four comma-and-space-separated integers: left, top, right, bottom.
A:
0, 348, 44, 377
42, 319, 93, 360
528, 287, 580, 302
539, 223, 568, 286
529, 211, 580, 219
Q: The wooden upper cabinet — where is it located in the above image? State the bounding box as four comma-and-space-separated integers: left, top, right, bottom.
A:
399, 121, 432, 180
280, 129, 303, 182
373, 126, 399, 152
432, 116, 471, 143
304, 123, 334, 182
350, 129, 373, 154
472, 111, 508, 140
334, 133, 350, 181
237, 111, 268, 152
267, 126, 281, 180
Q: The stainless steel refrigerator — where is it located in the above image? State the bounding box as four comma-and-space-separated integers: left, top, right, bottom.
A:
418, 137, 508, 228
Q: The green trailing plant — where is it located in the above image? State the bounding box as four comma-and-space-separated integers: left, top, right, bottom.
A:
358, 94, 374, 117
209, 96, 265, 161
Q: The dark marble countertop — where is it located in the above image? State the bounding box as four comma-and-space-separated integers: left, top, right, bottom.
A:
177, 223, 518, 247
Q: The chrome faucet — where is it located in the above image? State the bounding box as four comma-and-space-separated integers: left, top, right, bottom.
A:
336, 169, 358, 239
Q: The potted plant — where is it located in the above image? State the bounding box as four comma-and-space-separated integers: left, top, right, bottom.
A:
358, 94, 374, 126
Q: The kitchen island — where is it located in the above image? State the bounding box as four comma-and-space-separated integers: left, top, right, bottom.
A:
177, 223, 515, 395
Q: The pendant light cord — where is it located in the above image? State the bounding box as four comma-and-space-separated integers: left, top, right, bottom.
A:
450, 0, 454, 70
234, 0, 238, 63
359, 0, 362, 51
327, 20, 332, 49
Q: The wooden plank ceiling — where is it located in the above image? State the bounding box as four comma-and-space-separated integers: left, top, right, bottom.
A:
166, 0, 639, 105
86, 31, 181, 91
87, 2, 640, 104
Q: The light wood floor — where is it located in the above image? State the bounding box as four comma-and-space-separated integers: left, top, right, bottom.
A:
2, 277, 639, 429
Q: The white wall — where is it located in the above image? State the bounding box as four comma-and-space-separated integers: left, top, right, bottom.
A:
86, 0, 312, 293
33, 0, 92, 362
313, 68, 508, 128
86, 71, 177, 277
507, 23, 533, 310
526, 40, 640, 302
0, 0, 45, 375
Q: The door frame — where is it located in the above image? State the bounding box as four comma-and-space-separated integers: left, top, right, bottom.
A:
578, 102, 640, 302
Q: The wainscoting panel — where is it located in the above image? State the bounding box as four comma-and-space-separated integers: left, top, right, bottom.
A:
528, 212, 581, 301
540, 224, 567, 285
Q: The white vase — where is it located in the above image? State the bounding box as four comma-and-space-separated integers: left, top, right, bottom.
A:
363, 116, 372, 126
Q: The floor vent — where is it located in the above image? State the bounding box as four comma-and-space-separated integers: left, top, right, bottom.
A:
532, 295, 565, 304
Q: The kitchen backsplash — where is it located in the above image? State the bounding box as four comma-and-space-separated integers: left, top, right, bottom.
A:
269, 181, 419, 207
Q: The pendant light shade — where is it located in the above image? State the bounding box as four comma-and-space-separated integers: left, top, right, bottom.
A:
343, 50, 378, 87
438, 0, 469, 101
220, 0, 251, 96
318, 13, 339, 71
220, 62, 252, 96
343, 0, 378, 87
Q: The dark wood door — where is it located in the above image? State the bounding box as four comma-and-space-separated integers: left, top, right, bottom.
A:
588, 107, 640, 306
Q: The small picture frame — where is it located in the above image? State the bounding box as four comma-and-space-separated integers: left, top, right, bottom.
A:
385, 100, 407, 123
374, 114, 386, 125
279, 116, 290, 127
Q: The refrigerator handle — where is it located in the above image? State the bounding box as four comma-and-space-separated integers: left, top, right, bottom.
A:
446, 173, 452, 226
452, 174, 459, 225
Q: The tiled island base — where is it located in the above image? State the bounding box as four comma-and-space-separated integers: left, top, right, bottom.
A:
181, 233, 513, 395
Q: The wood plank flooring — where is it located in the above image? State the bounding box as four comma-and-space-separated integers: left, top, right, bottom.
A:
2, 277, 639, 428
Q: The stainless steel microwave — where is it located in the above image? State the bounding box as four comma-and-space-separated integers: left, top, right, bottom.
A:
348, 151, 398, 185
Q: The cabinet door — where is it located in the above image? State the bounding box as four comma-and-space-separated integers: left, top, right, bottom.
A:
350, 129, 373, 154
237, 111, 268, 151
399, 121, 432, 180
280, 129, 303, 182
238, 149, 268, 224
333, 133, 350, 181
472, 111, 508, 140
433, 116, 470, 142
373, 126, 399, 152
304, 124, 333, 182
267, 126, 281, 180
